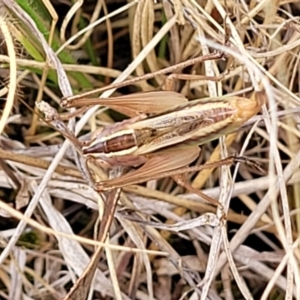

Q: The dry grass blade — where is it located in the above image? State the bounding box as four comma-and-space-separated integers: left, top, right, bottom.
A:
0, 11, 17, 136
0, 1, 299, 300
63, 188, 122, 300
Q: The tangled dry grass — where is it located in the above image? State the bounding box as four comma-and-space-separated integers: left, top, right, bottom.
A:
0, 0, 300, 299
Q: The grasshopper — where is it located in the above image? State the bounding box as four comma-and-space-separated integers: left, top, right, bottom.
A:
37, 52, 266, 207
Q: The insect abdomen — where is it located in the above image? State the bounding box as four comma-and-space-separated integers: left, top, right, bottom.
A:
83, 130, 138, 157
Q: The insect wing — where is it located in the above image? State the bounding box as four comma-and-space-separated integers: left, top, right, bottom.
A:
134, 120, 206, 155
97, 147, 200, 190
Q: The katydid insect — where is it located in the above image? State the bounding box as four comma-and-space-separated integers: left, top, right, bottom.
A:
37, 52, 266, 207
